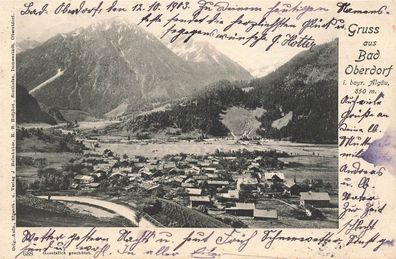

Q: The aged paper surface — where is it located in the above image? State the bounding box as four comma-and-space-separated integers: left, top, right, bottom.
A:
0, 0, 395, 258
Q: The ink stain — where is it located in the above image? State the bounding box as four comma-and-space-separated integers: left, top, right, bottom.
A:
361, 129, 396, 170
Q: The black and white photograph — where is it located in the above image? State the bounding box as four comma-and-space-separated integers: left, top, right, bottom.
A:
15, 15, 338, 229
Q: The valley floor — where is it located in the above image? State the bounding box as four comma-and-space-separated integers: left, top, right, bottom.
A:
16, 124, 338, 229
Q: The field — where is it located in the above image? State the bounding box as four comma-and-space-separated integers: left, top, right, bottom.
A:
279, 155, 339, 188
96, 139, 337, 158
77, 120, 120, 130
220, 107, 265, 137
58, 109, 98, 122
17, 152, 77, 183
271, 111, 293, 129
16, 127, 84, 184
17, 136, 62, 153
17, 123, 65, 129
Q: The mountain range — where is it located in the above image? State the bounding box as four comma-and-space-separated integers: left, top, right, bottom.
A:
16, 19, 337, 143
118, 39, 338, 143
16, 19, 252, 116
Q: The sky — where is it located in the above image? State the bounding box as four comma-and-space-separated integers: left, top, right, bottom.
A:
16, 0, 338, 77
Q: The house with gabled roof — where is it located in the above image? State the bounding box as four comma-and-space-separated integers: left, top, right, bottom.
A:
218, 190, 240, 201
189, 196, 211, 207
300, 192, 330, 207
202, 167, 217, 173
247, 164, 262, 172
264, 172, 285, 183
109, 172, 127, 179
207, 180, 229, 187
226, 203, 255, 216
237, 177, 258, 191
254, 209, 278, 220
74, 175, 95, 184
181, 182, 195, 188
139, 167, 153, 178
163, 161, 176, 170
93, 163, 112, 173
185, 188, 202, 196
134, 162, 145, 169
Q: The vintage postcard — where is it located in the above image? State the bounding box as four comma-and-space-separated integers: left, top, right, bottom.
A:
0, 0, 395, 258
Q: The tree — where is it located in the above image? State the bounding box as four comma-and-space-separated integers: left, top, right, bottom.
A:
16, 178, 26, 195
199, 180, 208, 191
30, 180, 40, 190
104, 149, 114, 157
152, 186, 165, 198
135, 211, 143, 226
196, 205, 208, 214
100, 179, 110, 190
119, 176, 129, 187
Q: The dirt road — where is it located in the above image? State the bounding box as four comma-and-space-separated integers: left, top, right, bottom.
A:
37, 195, 155, 228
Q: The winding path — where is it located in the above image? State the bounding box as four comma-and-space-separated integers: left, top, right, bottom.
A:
37, 195, 155, 228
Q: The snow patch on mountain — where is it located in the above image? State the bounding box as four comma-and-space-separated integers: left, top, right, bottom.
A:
166, 39, 221, 63
29, 69, 64, 95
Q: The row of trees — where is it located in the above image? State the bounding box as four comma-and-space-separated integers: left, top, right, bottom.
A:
17, 128, 85, 152
128, 81, 249, 137
126, 77, 337, 143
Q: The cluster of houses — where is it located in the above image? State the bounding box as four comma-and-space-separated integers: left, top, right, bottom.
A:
71, 149, 331, 220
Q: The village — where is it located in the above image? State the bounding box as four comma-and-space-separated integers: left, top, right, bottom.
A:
16, 126, 338, 228
65, 141, 336, 227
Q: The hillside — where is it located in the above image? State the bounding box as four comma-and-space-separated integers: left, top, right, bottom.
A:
248, 39, 338, 143
119, 80, 249, 137
149, 199, 229, 228
16, 128, 85, 153
220, 107, 266, 138
16, 19, 252, 116
117, 39, 338, 143
16, 84, 57, 125
16, 39, 40, 53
